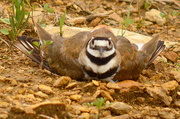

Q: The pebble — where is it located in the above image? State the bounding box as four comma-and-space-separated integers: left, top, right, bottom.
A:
173, 47, 180, 52
161, 80, 178, 93
170, 71, 180, 82
145, 9, 166, 26
108, 102, 133, 115
54, 0, 64, 5
38, 85, 54, 94
100, 90, 113, 101
102, 114, 130, 119
72, 105, 91, 113
0, 113, 8, 119
164, 51, 178, 62
144, 21, 153, 25
34, 91, 49, 99
53, 76, 72, 87
159, 108, 176, 119
66, 82, 78, 89
107, 80, 144, 93
109, 12, 122, 22
80, 113, 90, 119
145, 86, 172, 106
174, 100, 180, 107
70, 94, 82, 101
0, 102, 9, 108
92, 80, 100, 86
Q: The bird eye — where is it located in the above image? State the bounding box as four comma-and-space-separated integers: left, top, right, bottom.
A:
107, 40, 112, 49
90, 40, 95, 48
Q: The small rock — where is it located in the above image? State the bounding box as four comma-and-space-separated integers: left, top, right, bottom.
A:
0, 102, 9, 108
164, 51, 178, 62
108, 102, 133, 115
107, 80, 144, 93
38, 85, 54, 94
72, 105, 91, 112
159, 108, 176, 119
174, 100, 180, 107
100, 90, 113, 101
10, 106, 26, 113
109, 12, 122, 22
144, 21, 153, 26
170, 71, 180, 82
89, 17, 102, 27
67, 17, 86, 25
53, 76, 72, 87
24, 101, 68, 117
81, 113, 90, 119
101, 110, 111, 117
173, 47, 180, 52
0, 113, 8, 119
145, 9, 166, 26
70, 94, 82, 101
34, 91, 49, 99
92, 80, 100, 86
161, 80, 178, 93
54, 0, 64, 5
80, 96, 96, 104
102, 114, 130, 119
145, 86, 172, 106
65, 82, 78, 89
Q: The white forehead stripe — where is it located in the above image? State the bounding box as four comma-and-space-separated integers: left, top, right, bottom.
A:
94, 40, 109, 46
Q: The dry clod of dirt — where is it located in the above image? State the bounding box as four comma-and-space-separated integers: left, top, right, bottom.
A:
108, 102, 133, 115
38, 84, 54, 94
145, 86, 172, 106
164, 51, 179, 62
145, 9, 166, 26
34, 91, 49, 99
53, 76, 72, 87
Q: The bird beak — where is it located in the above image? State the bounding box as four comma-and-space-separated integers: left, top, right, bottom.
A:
99, 47, 104, 57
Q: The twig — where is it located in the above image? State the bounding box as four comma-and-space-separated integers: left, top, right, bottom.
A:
38, 114, 54, 119
0, 36, 10, 47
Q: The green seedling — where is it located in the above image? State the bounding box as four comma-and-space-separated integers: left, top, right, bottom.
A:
43, 3, 54, 13
143, 0, 151, 10
0, 0, 30, 41
2, 55, 8, 59
84, 97, 106, 110
119, 8, 134, 36
59, 12, 66, 36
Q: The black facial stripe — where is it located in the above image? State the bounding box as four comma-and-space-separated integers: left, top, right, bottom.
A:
86, 50, 116, 66
84, 67, 118, 79
90, 46, 112, 51
93, 37, 110, 41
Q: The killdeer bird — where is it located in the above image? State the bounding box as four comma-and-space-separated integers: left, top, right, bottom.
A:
15, 23, 165, 82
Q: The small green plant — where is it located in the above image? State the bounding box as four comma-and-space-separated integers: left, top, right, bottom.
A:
0, 0, 30, 41
84, 97, 105, 110
175, 63, 180, 67
43, 3, 54, 13
160, 6, 180, 35
119, 8, 134, 36
143, 0, 151, 10
2, 55, 8, 59
59, 12, 66, 36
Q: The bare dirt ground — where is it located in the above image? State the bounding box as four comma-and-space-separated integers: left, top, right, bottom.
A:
0, 0, 180, 119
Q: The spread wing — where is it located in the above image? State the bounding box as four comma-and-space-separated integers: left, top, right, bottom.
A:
114, 35, 165, 81
15, 23, 91, 80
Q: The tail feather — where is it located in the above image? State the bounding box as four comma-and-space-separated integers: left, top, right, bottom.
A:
14, 35, 50, 69
147, 40, 165, 66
